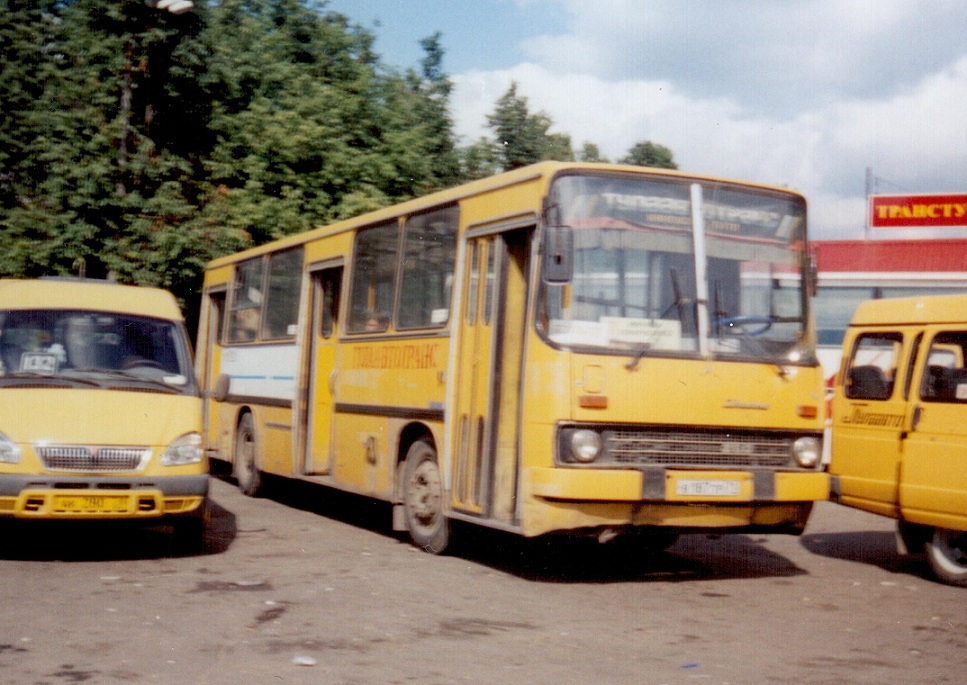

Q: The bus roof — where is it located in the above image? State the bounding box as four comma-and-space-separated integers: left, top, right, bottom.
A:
850, 293, 967, 327
0, 279, 184, 321
205, 161, 807, 269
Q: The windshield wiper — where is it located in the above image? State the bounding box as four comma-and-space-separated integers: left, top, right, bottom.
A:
89, 369, 184, 394
627, 269, 689, 371
0, 372, 104, 388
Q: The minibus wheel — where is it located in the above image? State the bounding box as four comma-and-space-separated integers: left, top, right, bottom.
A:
925, 528, 967, 587
402, 440, 450, 554
235, 413, 263, 497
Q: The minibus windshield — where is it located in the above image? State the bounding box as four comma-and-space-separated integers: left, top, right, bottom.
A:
0, 309, 197, 394
539, 172, 812, 364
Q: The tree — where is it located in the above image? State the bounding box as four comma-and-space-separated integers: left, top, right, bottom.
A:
619, 140, 678, 169
578, 142, 609, 163
485, 82, 573, 170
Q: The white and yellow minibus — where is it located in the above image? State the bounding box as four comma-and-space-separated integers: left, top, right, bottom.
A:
0, 279, 208, 548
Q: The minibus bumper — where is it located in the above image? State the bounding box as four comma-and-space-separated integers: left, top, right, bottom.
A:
0, 474, 209, 520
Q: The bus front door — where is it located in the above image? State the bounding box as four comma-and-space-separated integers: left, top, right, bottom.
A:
303, 266, 342, 475
452, 229, 531, 524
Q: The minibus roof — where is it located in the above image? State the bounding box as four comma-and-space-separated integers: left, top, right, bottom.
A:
851, 293, 967, 327
0, 279, 183, 321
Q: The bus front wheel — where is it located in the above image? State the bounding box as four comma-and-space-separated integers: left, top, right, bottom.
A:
925, 527, 967, 587
234, 413, 263, 497
402, 440, 450, 554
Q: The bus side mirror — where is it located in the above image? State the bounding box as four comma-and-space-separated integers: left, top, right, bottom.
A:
543, 225, 573, 284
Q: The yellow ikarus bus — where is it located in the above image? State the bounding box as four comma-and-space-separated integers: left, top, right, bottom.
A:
0, 279, 208, 548
196, 162, 828, 554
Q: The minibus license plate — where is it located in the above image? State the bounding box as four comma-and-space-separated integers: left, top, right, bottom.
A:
676, 479, 741, 497
54, 495, 129, 513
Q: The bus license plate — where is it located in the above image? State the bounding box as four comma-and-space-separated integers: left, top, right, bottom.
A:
53, 495, 130, 514
676, 479, 741, 497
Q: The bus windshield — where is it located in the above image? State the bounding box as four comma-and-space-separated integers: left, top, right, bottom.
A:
0, 309, 197, 394
540, 172, 811, 363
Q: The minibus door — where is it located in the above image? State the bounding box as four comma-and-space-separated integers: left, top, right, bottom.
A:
831, 331, 909, 518
451, 228, 531, 524
899, 331, 967, 529
303, 265, 342, 475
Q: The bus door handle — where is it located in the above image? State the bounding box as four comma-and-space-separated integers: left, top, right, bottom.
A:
329, 369, 338, 395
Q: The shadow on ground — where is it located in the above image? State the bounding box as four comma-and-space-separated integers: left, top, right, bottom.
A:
800, 529, 931, 581
241, 474, 807, 584
0, 500, 237, 562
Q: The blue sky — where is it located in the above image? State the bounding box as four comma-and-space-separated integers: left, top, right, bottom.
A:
325, 1, 967, 239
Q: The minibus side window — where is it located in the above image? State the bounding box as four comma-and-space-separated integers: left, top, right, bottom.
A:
920, 332, 967, 403
846, 332, 902, 401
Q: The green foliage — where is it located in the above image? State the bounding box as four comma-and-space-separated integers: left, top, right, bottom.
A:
578, 142, 609, 163
619, 140, 679, 169
0, 0, 463, 320
485, 82, 574, 170
0, 0, 679, 326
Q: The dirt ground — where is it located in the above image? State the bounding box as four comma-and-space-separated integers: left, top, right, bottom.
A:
0, 476, 963, 685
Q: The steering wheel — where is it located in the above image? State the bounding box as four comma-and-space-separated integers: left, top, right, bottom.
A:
715, 315, 773, 337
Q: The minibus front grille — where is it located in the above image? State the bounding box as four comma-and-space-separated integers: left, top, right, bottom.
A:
36, 446, 151, 472
603, 429, 792, 468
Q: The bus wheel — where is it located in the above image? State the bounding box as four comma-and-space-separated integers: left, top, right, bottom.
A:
402, 440, 450, 554
925, 528, 967, 587
234, 413, 262, 497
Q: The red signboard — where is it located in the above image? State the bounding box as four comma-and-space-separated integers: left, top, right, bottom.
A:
870, 193, 967, 229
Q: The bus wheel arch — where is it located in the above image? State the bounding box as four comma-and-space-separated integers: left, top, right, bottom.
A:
925, 527, 967, 587
398, 429, 450, 554
234, 409, 263, 497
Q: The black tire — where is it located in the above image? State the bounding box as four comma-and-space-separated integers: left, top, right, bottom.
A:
610, 528, 680, 554
234, 413, 262, 497
401, 440, 450, 554
897, 520, 930, 555
925, 527, 967, 587
172, 502, 210, 554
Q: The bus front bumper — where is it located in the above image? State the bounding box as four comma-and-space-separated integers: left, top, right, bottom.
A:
521, 467, 830, 536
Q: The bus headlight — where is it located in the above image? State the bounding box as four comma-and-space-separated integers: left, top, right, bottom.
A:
792, 436, 821, 468
570, 429, 603, 463
0, 432, 21, 464
161, 432, 203, 466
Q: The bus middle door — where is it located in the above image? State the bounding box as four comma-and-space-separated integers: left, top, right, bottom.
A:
451, 229, 531, 524
303, 265, 342, 475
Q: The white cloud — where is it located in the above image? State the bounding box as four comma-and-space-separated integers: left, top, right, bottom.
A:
450, 1, 967, 240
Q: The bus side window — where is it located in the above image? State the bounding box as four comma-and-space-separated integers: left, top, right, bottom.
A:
845, 332, 901, 400
348, 221, 399, 334
397, 206, 458, 330
262, 247, 304, 339
227, 257, 264, 343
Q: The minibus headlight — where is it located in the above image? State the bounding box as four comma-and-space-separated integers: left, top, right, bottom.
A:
162, 432, 203, 466
0, 432, 21, 464
792, 436, 821, 468
570, 429, 603, 463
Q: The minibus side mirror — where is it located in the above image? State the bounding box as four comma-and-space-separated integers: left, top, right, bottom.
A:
543, 225, 573, 284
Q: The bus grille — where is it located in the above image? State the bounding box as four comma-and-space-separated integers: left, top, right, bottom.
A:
603, 429, 792, 468
36, 446, 151, 472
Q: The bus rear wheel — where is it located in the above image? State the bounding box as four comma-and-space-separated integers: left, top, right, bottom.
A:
234, 413, 263, 497
402, 440, 450, 554
925, 527, 967, 587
